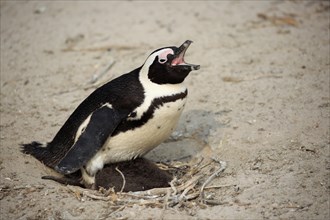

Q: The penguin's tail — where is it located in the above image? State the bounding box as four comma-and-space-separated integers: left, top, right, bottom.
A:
21, 141, 55, 168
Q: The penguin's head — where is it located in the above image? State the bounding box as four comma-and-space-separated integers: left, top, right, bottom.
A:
143, 40, 200, 84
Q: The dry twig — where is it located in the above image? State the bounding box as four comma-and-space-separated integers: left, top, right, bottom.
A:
82, 190, 112, 201
200, 160, 227, 204
160, 189, 171, 220
89, 60, 115, 84
115, 166, 126, 193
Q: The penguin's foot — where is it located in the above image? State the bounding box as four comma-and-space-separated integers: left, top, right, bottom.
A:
81, 167, 96, 189
82, 182, 96, 190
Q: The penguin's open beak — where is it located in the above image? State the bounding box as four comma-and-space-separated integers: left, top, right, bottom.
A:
171, 40, 200, 71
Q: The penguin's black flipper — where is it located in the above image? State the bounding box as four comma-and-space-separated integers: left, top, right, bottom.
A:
55, 104, 128, 175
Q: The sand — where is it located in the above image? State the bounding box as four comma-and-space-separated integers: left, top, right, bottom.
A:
0, 1, 329, 219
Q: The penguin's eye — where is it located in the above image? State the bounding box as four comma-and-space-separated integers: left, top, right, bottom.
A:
159, 58, 167, 64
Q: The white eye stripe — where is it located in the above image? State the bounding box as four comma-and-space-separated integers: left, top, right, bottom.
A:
141, 48, 174, 74
158, 49, 173, 62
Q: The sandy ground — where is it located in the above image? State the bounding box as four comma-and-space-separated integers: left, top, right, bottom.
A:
1, 1, 329, 219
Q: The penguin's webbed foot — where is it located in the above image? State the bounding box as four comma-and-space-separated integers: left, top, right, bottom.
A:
81, 167, 97, 189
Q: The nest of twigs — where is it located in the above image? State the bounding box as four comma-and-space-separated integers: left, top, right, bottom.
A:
65, 156, 227, 215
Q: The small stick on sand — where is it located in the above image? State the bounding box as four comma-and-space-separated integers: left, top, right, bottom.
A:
169, 177, 178, 195
200, 161, 227, 204
160, 189, 171, 220
82, 190, 112, 201
89, 60, 115, 84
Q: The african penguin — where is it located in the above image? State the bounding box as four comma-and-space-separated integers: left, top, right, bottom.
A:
22, 40, 200, 189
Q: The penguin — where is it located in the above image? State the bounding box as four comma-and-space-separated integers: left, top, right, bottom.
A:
22, 40, 200, 189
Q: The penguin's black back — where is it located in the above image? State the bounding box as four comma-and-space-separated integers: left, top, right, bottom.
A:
22, 67, 144, 167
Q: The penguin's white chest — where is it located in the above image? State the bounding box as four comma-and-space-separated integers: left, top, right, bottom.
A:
107, 97, 186, 160
86, 96, 187, 174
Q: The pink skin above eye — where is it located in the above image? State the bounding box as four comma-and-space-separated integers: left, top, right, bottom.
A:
158, 49, 173, 62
